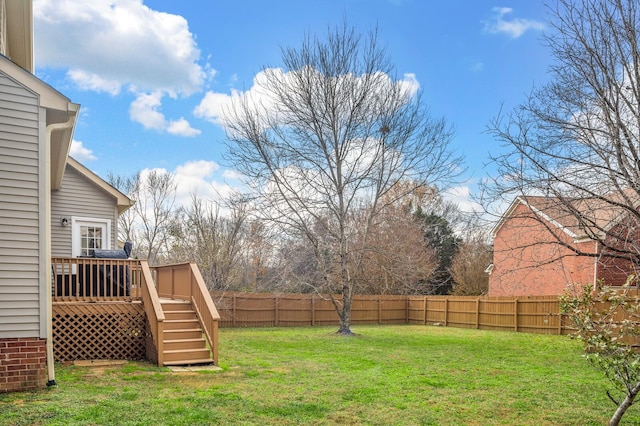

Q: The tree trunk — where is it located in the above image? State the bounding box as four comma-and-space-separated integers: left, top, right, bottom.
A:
609, 381, 640, 426
337, 286, 353, 335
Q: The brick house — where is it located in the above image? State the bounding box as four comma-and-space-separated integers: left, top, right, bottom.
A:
487, 195, 637, 297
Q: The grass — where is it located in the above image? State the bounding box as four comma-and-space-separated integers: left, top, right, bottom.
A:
1, 325, 638, 425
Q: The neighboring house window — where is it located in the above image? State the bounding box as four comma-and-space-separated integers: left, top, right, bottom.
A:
71, 217, 111, 257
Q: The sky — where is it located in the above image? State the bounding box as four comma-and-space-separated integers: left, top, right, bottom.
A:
33, 0, 553, 212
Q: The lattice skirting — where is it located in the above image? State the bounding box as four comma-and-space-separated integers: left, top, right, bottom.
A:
52, 303, 147, 362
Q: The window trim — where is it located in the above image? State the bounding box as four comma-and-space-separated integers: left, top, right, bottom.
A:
71, 216, 111, 257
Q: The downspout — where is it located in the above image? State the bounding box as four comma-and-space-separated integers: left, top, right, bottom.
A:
44, 112, 76, 387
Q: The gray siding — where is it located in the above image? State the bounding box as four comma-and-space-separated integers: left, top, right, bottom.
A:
0, 72, 41, 338
51, 165, 118, 257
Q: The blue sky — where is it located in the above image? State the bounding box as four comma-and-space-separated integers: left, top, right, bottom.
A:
33, 0, 552, 210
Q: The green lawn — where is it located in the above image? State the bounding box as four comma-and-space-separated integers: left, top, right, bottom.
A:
1, 325, 637, 425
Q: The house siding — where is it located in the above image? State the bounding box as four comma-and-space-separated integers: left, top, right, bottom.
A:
0, 71, 41, 339
51, 164, 118, 257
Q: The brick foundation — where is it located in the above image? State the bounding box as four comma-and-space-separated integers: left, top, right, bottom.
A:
0, 337, 47, 392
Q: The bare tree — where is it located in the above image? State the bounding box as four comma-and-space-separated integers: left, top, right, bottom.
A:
169, 194, 248, 290
109, 170, 176, 264
223, 23, 461, 334
484, 0, 640, 272
107, 172, 139, 246
450, 228, 492, 296
484, 1, 640, 423
354, 203, 439, 295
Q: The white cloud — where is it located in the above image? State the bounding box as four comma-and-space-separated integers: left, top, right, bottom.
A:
175, 160, 220, 178
222, 169, 243, 180
135, 162, 238, 220
443, 185, 483, 214
167, 117, 201, 137
194, 68, 421, 131
69, 139, 97, 162
168, 160, 234, 207
34, 0, 204, 95
67, 69, 122, 95
34, 0, 209, 136
484, 7, 544, 38
129, 92, 201, 136
129, 92, 166, 131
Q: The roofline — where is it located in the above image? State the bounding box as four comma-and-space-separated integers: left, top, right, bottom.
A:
491, 195, 582, 240
526, 201, 579, 239
66, 157, 135, 214
490, 197, 524, 238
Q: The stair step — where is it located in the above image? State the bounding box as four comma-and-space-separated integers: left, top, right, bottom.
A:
163, 348, 211, 362
164, 319, 200, 330
163, 358, 214, 367
161, 302, 193, 311
164, 338, 207, 351
164, 329, 203, 340
164, 310, 197, 320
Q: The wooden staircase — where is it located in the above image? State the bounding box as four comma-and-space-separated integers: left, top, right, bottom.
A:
161, 300, 214, 366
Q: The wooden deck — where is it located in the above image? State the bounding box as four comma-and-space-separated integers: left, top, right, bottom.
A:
51, 258, 220, 366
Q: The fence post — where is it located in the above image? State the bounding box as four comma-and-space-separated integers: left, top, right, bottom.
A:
275, 295, 279, 327
423, 296, 427, 325
514, 299, 518, 332
378, 296, 382, 325
558, 309, 563, 335
444, 298, 448, 326
311, 295, 315, 326
232, 294, 237, 327
405, 296, 409, 324
476, 299, 480, 329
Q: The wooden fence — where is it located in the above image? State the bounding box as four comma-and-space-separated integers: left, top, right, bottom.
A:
210, 292, 572, 335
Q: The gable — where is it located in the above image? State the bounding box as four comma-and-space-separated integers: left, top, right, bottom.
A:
0, 55, 79, 190
51, 163, 121, 257
491, 197, 574, 239
66, 157, 133, 214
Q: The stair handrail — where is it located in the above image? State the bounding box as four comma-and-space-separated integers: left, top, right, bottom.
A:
188, 263, 220, 365
139, 260, 165, 366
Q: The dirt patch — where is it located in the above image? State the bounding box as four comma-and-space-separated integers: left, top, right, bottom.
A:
72, 360, 127, 376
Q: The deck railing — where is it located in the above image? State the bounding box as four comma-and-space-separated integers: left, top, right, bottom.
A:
139, 260, 165, 366
153, 262, 220, 364
51, 257, 143, 302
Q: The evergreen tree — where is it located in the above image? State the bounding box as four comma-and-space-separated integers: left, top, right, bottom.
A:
416, 210, 460, 294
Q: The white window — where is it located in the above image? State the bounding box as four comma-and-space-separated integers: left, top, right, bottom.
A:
71, 217, 111, 257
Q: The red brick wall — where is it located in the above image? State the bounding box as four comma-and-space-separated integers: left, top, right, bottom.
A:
489, 203, 597, 297
0, 338, 47, 392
